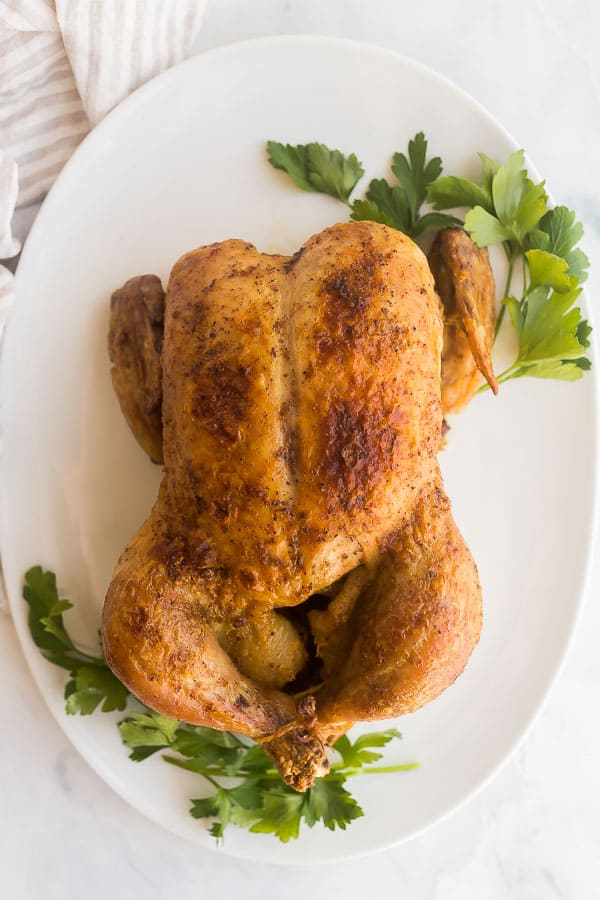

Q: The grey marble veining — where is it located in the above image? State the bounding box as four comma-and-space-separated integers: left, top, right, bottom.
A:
2, 1, 599, 897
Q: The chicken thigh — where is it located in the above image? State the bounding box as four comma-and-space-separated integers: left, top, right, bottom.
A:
103, 222, 493, 790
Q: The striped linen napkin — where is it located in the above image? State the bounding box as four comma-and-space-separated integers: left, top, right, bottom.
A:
0, 0, 206, 610
0, 0, 206, 334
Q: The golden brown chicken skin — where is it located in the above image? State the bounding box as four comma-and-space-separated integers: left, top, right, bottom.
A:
428, 227, 498, 414
103, 222, 485, 790
108, 274, 165, 463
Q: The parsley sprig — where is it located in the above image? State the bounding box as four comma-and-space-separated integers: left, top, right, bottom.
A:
23, 566, 417, 843
267, 133, 459, 239
23, 566, 127, 713
267, 141, 365, 204
267, 135, 592, 384
118, 711, 412, 841
428, 150, 591, 383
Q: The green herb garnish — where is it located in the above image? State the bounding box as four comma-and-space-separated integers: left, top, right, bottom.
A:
428, 149, 591, 384
267, 134, 592, 384
23, 566, 127, 713
119, 712, 412, 842
268, 132, 459, 239
266, 141, 364, 204
23, 566, 417, 843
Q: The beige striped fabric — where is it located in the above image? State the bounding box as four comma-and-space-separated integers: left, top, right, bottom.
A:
0, 0, 206, 334
0, 0, 206, 610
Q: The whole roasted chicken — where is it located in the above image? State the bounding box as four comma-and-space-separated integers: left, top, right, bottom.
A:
103, 221, 497, 790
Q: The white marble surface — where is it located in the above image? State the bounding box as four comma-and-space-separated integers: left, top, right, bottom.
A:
2, 0, 600, 896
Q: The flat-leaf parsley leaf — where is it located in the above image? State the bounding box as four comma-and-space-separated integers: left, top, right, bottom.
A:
267, 141, 364, 204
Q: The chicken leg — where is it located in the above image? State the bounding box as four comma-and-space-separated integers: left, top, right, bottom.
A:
316, 471, 482, 727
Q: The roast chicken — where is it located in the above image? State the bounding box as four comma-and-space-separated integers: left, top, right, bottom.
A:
103, 221, 496, 790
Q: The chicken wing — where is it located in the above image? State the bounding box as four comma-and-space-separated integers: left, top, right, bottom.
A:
108, 274, 165, 463
428, 227, 498, 414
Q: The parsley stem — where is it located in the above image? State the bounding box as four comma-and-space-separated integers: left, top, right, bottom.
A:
336, 763, 419, 776
237, 769, 284, 780
61, 648, 107, 666
162, 755, 237, 785
76, 651, 107, 663
495, 247, 515, 337
223, 733, 247, 749
495, 362, 521, 383
477, 360, 521, 393
504, 248, 515, 298
495, 307, 505, 337
201, 772, 221, 790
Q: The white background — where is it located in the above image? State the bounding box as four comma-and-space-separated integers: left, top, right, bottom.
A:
2, 1, 599, 897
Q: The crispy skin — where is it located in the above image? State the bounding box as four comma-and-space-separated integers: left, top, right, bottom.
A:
103, 222, 483, 791
316, 473, 482, 724
428, 228, 498, 414
108, 275, 165, 463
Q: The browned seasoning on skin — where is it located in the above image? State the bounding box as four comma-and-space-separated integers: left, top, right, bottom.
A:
317, 396, 398, 512
192, 360, 253, 444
